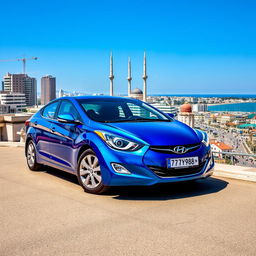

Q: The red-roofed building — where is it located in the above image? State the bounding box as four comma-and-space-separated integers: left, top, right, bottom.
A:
210, 140, 233, 159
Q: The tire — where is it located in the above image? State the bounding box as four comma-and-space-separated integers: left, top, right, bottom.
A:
77, 149, 108, 194
26, 140, 42, 171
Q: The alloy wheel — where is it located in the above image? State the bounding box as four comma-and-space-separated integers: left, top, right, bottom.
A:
79, 154, 102, 189
27, 143, 35, 168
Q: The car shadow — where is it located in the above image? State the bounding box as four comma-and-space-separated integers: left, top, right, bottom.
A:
107, 177, 228, 201
42, 166, 228, 201
42, 166, 80, 185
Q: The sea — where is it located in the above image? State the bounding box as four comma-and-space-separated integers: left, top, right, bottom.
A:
150, 94, 256, 99
150, 94, 256, 113
207, 102, 256, 113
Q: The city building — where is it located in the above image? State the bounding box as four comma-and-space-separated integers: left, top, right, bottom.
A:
3, 73, 25, 93
219, 114, 236, 124
210, 140, 233, 159
150, 102, 178, 114
0, 92, 26, 113
3, 73, 37, 106
0, 104, 11, 114
58, 89, 64, 98
192, 103, 208, 112
41, 75, 56, 105
24, 76, 37, 106
178, 103, 195, 128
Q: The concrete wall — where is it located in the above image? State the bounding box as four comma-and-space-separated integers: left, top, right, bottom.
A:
0, 114, 33, 142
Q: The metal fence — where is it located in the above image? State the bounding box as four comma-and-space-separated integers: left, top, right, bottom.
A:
212, 151, 256, 167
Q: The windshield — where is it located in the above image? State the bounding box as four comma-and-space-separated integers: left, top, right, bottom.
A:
77, 98, 171, 123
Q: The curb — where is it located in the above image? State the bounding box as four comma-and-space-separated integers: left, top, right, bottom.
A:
213, 170, 256, 182
0, 142, 25, 148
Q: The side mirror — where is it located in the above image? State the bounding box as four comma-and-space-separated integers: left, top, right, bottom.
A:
167, 113, 175, 119
57, 114, 81, 124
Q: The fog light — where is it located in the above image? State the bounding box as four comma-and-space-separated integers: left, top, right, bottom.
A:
111, 163, 131, 174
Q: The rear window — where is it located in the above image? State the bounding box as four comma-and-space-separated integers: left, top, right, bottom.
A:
42, 101, 59, 119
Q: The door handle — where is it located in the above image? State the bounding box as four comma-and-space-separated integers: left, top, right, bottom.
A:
34, 121, 38, 126
51, 127, 56, 133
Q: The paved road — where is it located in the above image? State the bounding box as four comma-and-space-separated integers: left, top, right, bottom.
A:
1, 147, 256, 256
196, 123, 255, 167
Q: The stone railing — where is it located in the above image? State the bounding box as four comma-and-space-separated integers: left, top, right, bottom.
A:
0, 114, 33, 142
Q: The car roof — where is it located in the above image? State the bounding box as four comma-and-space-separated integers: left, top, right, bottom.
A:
59, 96, 139, 101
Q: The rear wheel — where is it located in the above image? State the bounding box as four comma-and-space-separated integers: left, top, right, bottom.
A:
26, 140, 42, 171
77, 149, 108, 194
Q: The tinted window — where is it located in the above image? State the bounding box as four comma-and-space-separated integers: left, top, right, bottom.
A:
42, 101, 59, 119
127, 102, 159, 119
78, 98, 169, 123
58, 100, 79, 120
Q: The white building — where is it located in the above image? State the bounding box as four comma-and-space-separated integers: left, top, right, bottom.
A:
210, 140, 233, 159
150, 102, 178, 114
178, 103, 195, 128
0, 92, 26, 113
193, 104, 208, 112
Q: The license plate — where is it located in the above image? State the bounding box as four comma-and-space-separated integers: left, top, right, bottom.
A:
167, 157, 199, 169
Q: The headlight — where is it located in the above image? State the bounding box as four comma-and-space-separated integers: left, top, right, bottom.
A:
94, 130, 143, 151
202, 132, 209, 147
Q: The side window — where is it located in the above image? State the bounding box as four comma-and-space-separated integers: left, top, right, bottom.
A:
42, 101, 59, 119
118, 106, 125, 117
58, 100, 79, 120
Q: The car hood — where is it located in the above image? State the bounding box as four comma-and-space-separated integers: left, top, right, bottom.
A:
104, 120, 201, 146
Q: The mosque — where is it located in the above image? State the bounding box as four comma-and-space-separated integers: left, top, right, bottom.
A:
109, 52, 147, 102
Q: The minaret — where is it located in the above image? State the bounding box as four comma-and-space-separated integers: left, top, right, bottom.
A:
142, 52, 148, 102
127, 57, 132, 97
109, 52, 114, 96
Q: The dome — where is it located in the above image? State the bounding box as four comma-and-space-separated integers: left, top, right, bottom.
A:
131, 88, 143, 95
180, 103, 192, 113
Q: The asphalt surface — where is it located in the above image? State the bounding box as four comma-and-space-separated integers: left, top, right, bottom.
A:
1, 147, 256, 256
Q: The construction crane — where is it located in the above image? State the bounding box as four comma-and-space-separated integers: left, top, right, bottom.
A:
0, 56, 38, 74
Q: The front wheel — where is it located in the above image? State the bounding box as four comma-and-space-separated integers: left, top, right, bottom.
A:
77, 149, 108, 194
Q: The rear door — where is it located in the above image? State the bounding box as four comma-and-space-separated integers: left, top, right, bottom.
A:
36, 100, 60, 161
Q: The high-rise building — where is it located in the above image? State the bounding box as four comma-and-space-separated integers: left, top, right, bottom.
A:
3, 73, 26, 93
192, 104, 208, 112
24, 77, 37, 106
41, 75, 56, 105
3, 73, 37, 106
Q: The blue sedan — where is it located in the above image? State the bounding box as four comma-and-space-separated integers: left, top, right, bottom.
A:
25, 96, 214, 194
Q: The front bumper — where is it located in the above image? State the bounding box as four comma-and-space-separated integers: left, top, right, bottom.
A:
105, 155, 214, 186
88, 133, 214, 186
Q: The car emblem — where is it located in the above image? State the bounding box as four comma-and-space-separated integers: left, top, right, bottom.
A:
172, 146, 187, 154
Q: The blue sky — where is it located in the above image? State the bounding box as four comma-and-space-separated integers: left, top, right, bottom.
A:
0, 0, 256, 94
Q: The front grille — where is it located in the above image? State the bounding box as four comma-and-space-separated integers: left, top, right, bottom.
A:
150, 143, 201, 154
147, 161, 205, 178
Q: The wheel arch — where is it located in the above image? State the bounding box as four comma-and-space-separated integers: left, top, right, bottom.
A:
25, 136, 33, 156
77, 144, 93, 163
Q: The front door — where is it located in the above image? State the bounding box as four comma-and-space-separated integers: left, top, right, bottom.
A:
47, 100, 82, 171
